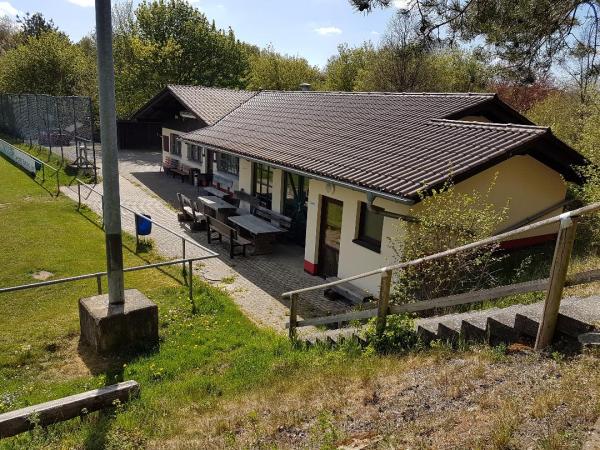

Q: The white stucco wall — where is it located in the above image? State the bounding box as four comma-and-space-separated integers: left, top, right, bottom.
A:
304, 154, 568, 295
304, 180, 412, 295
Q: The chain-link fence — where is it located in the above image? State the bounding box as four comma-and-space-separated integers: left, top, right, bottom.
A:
0, 93, 97, 181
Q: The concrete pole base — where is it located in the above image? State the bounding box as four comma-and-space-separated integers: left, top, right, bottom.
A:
79, 289, 158, 355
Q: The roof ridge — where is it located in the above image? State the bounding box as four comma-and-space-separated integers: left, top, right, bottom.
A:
430, 118, 549, 133
259, 90, 496, 97
167, 84, 256, 93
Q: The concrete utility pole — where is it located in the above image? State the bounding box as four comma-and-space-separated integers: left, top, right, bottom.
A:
95, 0, 125, 304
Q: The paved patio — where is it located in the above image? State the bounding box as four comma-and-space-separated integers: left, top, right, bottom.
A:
61, 149, 352, 333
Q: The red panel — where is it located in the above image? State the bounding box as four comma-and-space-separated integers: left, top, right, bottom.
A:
304, 260, 318, 275
500, 233, 556, 250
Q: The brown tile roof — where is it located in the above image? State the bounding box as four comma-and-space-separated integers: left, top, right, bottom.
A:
166, 85, 257, 125
132, 85, 257, 125
182, 91, 584, 200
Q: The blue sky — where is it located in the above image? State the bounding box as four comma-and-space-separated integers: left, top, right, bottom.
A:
4, 0, 405, 67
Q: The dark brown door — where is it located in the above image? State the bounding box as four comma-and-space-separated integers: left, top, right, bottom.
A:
162, 135, 169, 152
318, 197, 343, 278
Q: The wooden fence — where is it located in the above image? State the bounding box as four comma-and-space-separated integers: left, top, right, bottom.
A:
283, 202, 600, 350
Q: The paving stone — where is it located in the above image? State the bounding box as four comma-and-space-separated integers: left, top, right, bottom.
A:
62, 149, 348, 333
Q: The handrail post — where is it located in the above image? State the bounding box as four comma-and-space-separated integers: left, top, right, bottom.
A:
535, 217, 578, 350
96, 274, 102, 295
376, 269, 392, 336
288, 293, 298, 339
55, 169, 60, 197
188, 259, 194, 312
77, 181, 81, 210
182, 238, 186, 281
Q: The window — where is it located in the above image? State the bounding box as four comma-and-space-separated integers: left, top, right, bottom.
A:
354, 202, 384, 252
217, 152, 239, 175
162, 135, 169, 153
187, 143, 202, 162
253, 163, 273, 208
170, 133, 182, 156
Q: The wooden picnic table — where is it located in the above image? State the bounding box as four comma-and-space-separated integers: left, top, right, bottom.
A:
228, 214, 284, 254
197, 195, 237, 222
203, 186, 231, 199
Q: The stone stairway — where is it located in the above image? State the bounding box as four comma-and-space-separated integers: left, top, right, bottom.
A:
300, 295, 600, 348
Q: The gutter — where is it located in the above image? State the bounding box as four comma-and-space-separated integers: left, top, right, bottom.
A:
181, 139, 416, 206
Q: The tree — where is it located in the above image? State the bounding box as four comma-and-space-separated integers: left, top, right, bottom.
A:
350, 0, 600, 82
113, 0, 250, 117
328, 12, 491, 93
0, 32, 94, 97
16, 12, 58, 39
324, 43, 371, 91
0, 16, 17, 55
246, 45, 323, 90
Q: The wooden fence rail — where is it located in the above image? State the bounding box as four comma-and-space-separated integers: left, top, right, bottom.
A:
284, 202, 600, 349
0, 381, 139, 439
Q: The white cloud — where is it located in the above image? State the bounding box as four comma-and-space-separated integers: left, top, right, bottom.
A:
371, 30, 380, 36
67, 0, 94, 6
391, 0, 411, 8
0, 2, 18, 17
314, 26, 342, 36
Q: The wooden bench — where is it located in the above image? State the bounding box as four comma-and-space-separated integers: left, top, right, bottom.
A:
254, 205, 292, 232
177, 193, 205, 230
170, 164, 190, 182
206, 216, 251, 259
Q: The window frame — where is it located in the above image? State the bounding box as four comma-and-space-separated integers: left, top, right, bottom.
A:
253, 163, 273, 209
217, 152, 239, 176
187, 143, 202, 163
353, 202, 384, 253
170, 133, 182, 156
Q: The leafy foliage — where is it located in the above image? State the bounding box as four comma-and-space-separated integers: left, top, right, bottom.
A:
246, 45, 323, 91
362, 314, 418, 354
350, 0, 600, 83
390, 179, 509, 304
113, 0, 249, 117
0, 31, 95, 97
323, 13, 491, 92
16, 12, 59, 39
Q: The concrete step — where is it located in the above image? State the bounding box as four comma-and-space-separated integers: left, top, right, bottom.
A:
487, 305, 525, 345
303, 295, 600, 349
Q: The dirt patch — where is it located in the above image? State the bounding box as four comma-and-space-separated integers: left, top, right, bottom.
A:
31, 270, 54, 280
156, 350, 600, 449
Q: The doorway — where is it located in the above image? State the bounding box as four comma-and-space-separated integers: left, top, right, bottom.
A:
283, 172, 309, 245
318, 197, 343, 278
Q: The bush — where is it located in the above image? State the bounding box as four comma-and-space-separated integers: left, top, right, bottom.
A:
362, 314, 418, 354
389, 178, 509, 304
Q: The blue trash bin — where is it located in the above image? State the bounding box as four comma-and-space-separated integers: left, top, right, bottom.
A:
135, 214, 152, 236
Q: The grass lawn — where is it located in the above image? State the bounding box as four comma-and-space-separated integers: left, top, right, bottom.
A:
2, 152, 600, 449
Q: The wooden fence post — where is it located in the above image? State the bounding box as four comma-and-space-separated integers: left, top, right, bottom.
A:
288, 293, 298, 339
376, 270, 392, 335
535, 216, 578, 350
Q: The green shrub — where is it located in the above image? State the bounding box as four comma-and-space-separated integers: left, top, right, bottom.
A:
389, 178, 509, 304
362, 314, 418, 354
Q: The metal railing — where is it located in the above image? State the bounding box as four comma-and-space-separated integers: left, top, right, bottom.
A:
0, 256, 215, 305
284, 201, 600, 349
4, 138, 218, 266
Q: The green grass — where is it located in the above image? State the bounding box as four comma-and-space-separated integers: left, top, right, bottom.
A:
1, 149, 600, 448
0, 149, 370, 449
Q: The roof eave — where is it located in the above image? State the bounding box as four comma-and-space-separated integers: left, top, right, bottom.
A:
181, 137, 416, 205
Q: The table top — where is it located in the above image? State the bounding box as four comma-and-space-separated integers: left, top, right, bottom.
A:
197, 196, 237, 211
203, 187, 230, 198
228, 214, 283, 235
